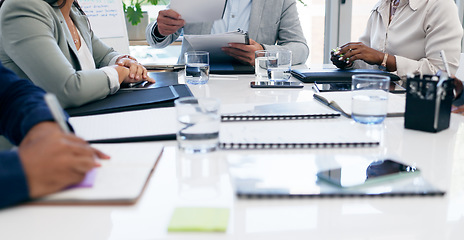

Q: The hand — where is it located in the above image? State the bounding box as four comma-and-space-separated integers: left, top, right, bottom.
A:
221, 39, 264, 66
115, 56, 155, 84
334, 42, 384, 66
330, 47, 352, 69
452, 105, 464, 114
18, 122, 110, 198
156, 9, 185, 37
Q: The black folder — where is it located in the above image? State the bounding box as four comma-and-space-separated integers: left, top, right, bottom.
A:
210, 62, 255, 74
291, 69, 401, 83
66, 84, 193, 117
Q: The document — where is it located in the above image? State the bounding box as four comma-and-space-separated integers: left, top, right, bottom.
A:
313, 91, 406, 117
170, 0, 227, 23
183, 30, 249, 63
69, 107, 177, 143
33, 143, 163, 204
219, 119, 380, 149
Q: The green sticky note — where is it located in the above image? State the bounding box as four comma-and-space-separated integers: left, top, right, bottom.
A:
167, 207, 229, 232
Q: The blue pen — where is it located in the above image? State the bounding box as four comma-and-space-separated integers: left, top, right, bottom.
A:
44, 93, 71, 134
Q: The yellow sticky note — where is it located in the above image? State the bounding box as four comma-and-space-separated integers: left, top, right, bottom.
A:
167, 207, 229, 232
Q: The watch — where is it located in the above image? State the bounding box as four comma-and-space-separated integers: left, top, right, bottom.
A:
379, 53, 388, 71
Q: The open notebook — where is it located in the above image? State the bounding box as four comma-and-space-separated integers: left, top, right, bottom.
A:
228, 154, 445, 198
32, 143, 163, 205
219, 118, 379, 149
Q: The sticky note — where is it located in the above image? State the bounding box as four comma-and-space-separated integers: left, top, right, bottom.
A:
167, 207, 229, 232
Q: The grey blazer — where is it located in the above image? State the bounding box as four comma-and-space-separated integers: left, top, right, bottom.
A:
146, 0, 309, 65
0, 0, 120, 108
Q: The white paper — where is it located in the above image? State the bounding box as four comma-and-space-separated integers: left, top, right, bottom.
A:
220, 102, 338, 116
69, 107, 177, 141
220, 119, 379, 145
37, 143, 163, 203
315, 91, 406, 115
183, 31, 247, 62
170, 0, 227, 23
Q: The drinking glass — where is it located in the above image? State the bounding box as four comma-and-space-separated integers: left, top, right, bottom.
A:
184, 51, 210, 85
266, 50, 292, 81
351, 74, 390, 124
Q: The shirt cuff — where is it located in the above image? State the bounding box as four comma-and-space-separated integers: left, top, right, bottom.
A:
109, 55, 120, 65
101, 66, 120, 94
152, 23, 167, 42
0, 151, 29, 209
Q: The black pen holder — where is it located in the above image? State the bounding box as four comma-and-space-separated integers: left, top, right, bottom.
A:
404, 75, 454, 133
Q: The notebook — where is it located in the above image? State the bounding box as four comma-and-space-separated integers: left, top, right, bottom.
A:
66, 84, 193, 117
220, 102, 340, 121
210, 62, 255, 74
219, 119, 379, 149
227, 154, 445, 198
32, 143, 163, 205
291, 69, 401, 83
69, 107, 177, 143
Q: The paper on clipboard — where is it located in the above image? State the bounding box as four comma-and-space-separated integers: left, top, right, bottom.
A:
170, 0, 227, 23
183, 31, 249, 62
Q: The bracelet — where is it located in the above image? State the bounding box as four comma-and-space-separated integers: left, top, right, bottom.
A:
379, 53, 388, 71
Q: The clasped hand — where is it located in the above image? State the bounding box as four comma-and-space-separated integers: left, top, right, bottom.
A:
115, 55, 155, 84
331, 42, 384, 69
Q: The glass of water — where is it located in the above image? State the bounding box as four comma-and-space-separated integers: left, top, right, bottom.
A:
255, 50, 268, 79
175, 97, 220, 153
266, 50, 292, 81
351, 74, 390, 124
184, 51, 209, 85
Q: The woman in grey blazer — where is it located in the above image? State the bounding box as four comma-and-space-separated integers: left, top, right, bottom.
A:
0, 0, 154, 108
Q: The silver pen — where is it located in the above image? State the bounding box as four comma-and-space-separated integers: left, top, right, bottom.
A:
44, 93, 71, 134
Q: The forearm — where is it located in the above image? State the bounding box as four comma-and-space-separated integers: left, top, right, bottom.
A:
0, 151, 29, 209
145, 21, 181, 48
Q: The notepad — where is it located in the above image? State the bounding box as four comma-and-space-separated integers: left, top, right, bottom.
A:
219, 119, 379, 149
168, 207, 230, 232
69, 107, 177, 143
33, 143, 163, 205
227, 154, 445, 198
170, 0, 227, 23
220, 102, 340, 121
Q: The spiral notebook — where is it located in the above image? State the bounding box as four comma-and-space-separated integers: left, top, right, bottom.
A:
219, 119, 379, 149
227, 154, 445, 198
220, 102, 341, 122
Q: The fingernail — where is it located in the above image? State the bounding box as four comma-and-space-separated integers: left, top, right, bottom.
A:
338, 57, 343, 61
334, 51, 340, 55
131, 74, 134, 78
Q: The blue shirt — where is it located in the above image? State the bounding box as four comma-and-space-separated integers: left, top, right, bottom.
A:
211, 0, 252, 34
0, 63, 55, 209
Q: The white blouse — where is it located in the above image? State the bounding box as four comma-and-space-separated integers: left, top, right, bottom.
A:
353, 0, 463, 78
76, 30, 120, 94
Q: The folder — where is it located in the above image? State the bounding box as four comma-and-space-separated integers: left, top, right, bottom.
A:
31, 143, 163, 205
66, 84, 193, 117
291, 69, 401, 83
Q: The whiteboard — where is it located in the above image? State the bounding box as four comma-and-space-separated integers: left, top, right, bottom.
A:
79, 0, 130, 54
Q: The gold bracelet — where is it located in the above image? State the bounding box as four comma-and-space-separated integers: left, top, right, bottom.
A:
380, 53, 389, 71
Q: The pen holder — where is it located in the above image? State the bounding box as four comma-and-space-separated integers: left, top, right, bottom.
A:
404, 74, 454, 133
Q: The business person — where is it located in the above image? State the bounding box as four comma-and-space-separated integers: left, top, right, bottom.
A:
331, 0, 462, 78
0, 63, 109, 209
0, 0, 155, 108
146, 0, 309, 65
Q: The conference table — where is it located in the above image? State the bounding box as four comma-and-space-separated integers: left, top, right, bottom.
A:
1, 71, 464, 240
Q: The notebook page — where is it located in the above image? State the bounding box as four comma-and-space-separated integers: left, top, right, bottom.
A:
219, 119, 378, 145
69, 107, 177, 141
36, 143, 163, 203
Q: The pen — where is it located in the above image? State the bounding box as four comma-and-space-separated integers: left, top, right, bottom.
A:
438, 50, 451, 87
44, 93, 71, 134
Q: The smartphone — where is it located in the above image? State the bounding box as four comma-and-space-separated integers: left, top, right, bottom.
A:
250, 81, 304, 88
313, 81, 406, 93
317, 159, 419, 188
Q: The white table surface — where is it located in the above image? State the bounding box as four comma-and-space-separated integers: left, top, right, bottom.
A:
1, 72, 464, 240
